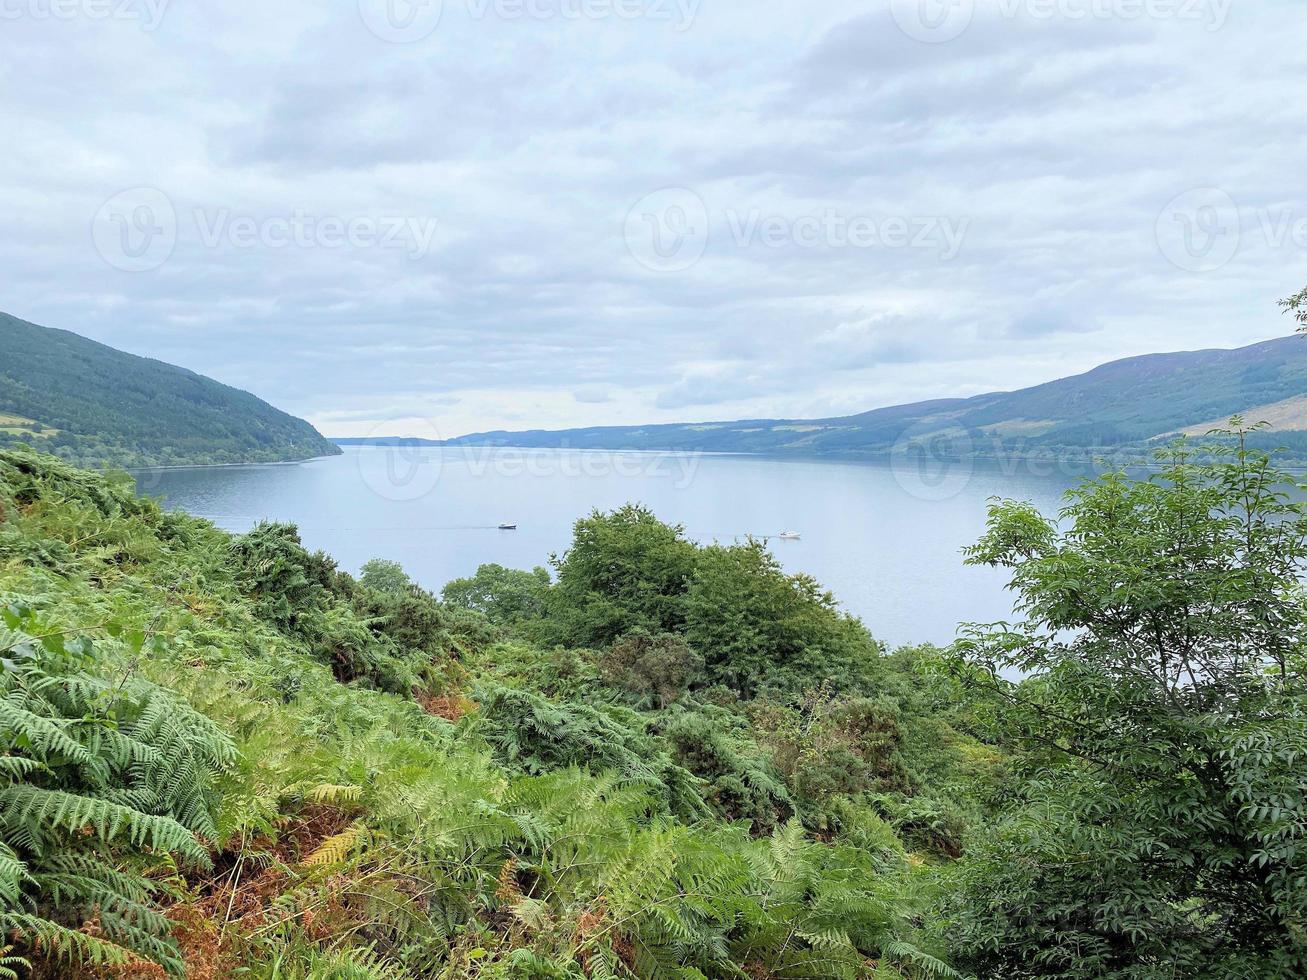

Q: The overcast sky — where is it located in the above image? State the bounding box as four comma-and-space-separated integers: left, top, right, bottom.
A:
2, 0, 1304, 437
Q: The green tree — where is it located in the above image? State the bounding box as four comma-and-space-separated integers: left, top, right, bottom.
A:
686, 540, 880, 698
358, 558, 413, 595
944, 428, 1307, 977
442, 562, 552, 625
545, 505, 699, 646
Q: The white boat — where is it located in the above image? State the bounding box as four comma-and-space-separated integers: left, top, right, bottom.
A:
778, 530, 801, 540
498, 522, 518, 530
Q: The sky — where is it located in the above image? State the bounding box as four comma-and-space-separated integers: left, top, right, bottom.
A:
2, 0, 1305, 439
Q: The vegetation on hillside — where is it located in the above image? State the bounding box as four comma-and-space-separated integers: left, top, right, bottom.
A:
0, 425, 1303, 977
429, 335, 1307, 464
0, 313, 339, 469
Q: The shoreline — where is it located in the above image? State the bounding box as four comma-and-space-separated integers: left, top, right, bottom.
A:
330, 441, 1307, 473
124, 450, 343, 475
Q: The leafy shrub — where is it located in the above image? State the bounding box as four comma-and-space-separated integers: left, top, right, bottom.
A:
686, 540, 882, 698
753, 687, 915, 804
0, 450, 967, 978
471, 683, 709, 820
657, 705, 793, 832
229, 522, 440, 693
467, 641, 602, 701
597, 628, 703, 708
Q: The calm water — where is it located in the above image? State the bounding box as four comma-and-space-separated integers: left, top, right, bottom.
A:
133, 446, 1093, 649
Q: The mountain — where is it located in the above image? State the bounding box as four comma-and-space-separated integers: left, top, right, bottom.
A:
359, 336, 1307, 461
0, 311, 340, 468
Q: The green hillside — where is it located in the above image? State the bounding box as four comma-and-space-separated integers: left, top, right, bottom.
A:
415, 336, 1307, 462
0, 312, 340, 468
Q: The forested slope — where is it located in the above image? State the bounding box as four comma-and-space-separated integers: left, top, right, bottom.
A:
428, 336, 1307, 461
0, 312, 339, 468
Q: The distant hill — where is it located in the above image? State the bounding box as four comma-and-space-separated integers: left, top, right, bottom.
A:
346, 336, 1307, 462
0, 312, 339, 468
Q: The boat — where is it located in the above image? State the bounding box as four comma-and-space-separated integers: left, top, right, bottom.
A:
498, 522, 518, 530
778, 530, 801, 540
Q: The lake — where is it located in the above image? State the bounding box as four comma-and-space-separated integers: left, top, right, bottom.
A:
133, 445, 1096, 649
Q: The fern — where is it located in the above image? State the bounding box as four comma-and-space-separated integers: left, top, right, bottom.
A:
0, 944, 28, 980
303, 822, 368, 867
0, 610, 232, 975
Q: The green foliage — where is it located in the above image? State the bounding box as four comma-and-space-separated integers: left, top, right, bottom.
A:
472, 683, 710, 821
0, 311, 339, 468
443, 563, 553, 625
356, 558, 412, 596
545, 505, 698, 647
598, 629, 702, 708
466, 640, 603, 702
0, 604, 232, 974
686, 540, 881, 698
944, 427, 1307, 977
1282, 283, 1307, 331
0, 449, 970, 977
229, 521, 450, 692
657, 705, 793, 831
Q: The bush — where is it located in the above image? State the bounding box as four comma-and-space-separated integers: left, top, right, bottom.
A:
442, 562, 552, 625
944, 431, 1307, 976
471, 683, 709, 820
658, 706, 793, 832
686, 540, 881, 698
597, 628, 703, 708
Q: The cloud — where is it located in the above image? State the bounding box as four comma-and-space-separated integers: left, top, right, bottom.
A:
0, 0, 1303, 438
573, 385, 615, 404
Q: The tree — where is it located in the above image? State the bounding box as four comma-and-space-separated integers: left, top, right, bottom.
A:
441, 562, 551, 624
358, 558, 413, 595
545, 505, 699, 647
1281, 284, 1307, 332
944, 426, 1307, 977
686, 540, 880, 698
